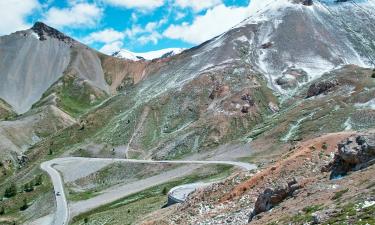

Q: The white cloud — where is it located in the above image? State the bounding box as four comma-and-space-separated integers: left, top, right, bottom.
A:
174, 0, 221, 12
138, 31, 162, 45
100, 41, 123, 54
124, 21, 164, 45
175, 12, 186, 20
0, 0, 40, 35
43, 3, 102, 29
131, 12, 138, 22
84, 28, 124, 44
102, 0, 164, 10
163, 4, 249, 44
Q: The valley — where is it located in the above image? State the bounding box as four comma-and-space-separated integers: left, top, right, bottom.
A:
0, 0, 374, 224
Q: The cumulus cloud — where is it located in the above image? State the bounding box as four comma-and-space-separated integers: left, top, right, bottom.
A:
138, 31, 162, 45
43, 3, 102, 29
100, 41, 123, 54
0, 0, 40, 35
174, 0, 221, 12
102, 0, 164, 10
84, 28, 124, 44
163, 4, 249, 44
124, 21, 164, 45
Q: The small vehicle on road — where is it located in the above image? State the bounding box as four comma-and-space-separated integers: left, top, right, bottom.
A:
56, 191, 61, 196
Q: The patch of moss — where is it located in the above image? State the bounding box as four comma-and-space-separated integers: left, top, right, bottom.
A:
324, 202, 375, 225
68, 190, 100, 201
303, 204, 323, 213
332, 188, 349, 200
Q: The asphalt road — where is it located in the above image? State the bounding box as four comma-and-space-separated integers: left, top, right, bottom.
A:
40, 157, 256, 224
40, 161, 70, 225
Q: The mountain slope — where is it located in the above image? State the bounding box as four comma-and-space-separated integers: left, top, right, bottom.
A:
16, 0, 375, 161
0, 22, 110, 114
216, 0, 375, 93
0, 98, 15, 120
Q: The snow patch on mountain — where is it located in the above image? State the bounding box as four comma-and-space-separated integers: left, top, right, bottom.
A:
232, 0, 375, 95
112, 48, 185, 61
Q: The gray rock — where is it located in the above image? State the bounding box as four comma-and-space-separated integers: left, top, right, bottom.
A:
326, 134, 375, 179
249, 179, 301, 222
306, 80, 339, 98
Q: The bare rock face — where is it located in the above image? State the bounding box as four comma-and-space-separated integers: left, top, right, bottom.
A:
31, 22, 74, 43
306, 80, 339, 98
249, 178, 301, 222
0, 22, 110, 114
302, 0, 313, 6
324, 134, 375, 179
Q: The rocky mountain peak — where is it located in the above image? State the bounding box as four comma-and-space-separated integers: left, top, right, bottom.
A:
31, 21, 74, 43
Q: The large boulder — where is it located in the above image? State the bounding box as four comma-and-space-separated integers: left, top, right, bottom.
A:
306, 80, 339, 98
324, 134, 375, 179
249, 179, 301, 222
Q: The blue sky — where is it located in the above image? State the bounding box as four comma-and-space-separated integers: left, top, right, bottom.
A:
1, 0, 252, 54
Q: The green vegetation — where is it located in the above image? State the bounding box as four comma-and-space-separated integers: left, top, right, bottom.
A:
68, 190, 100, 202
23, 183, 34, 193
0, 98, 16, 121
19, 198, 28, 211
35, 175, 43, 186
303, 204, 323, 213
33, 75, 107, 118
322, 142, 328, 150
332, 188, 349, 200
161, 187, 168, 195
282, 204, 323, 224
4, 183, 17, 198
324, 202, 375, 225
57, 77, 103, 117
0, 173, 53, 223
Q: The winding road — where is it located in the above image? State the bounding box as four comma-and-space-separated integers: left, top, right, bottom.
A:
40, 157, 256, 225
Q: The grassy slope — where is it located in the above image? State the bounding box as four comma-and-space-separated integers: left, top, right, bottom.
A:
0, 99, 15, 121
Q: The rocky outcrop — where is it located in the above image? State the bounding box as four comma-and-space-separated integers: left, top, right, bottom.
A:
293, 0, 313, 5
249, 178, 301, 222
31, 22, 74, 43
209, 84, 230, 100
276, 68, 308, 90
306, 80, 339, 98
260, 42, 273, 49
303, 0, 313, 6
324, 134, 375, 179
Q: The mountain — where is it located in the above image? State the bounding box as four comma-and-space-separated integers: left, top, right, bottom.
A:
237, 0, 375, 92
0, 98, 15, 120
0, 0, 374, 224
112, 48, 185, 61
0, 22, 110, 114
